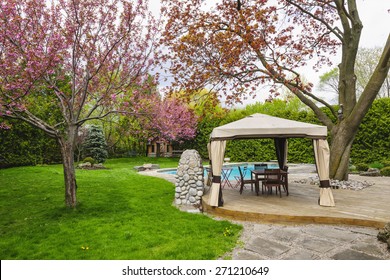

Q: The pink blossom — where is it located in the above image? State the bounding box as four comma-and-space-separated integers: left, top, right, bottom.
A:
128, 91, 198, 142
0, 0, 159, 128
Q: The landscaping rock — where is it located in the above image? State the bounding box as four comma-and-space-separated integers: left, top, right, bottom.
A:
77, 162, 108, 170
134, 163, 160, 172
292, 176, 374, 191
330, 179, 374, 190
175, 150, 204, 206
78, 162, 91, 168
360, 168, 381, 177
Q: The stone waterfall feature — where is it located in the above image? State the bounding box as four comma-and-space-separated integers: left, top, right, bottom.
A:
174, 150, 204, 206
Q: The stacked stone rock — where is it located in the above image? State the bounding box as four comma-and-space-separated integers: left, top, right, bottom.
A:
175, 150, 204, 206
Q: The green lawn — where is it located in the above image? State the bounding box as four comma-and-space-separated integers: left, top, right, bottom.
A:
0, 157, 241, 260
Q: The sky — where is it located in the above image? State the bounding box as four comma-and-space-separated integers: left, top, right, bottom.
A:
150, 0, 390, 107
294, 0, 390, 105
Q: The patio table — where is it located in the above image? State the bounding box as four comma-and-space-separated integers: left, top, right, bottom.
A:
251, 169, 288, 195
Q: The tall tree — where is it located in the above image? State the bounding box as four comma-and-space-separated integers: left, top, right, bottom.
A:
169, 89, 227, 119
318, 68, 339, 99
319, 47, 390, 99
355, 47, 390, 98
161, 0, 390, 180
0, 0, 158, 207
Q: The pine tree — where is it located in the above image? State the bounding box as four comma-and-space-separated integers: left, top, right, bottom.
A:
82, 125, 108, 164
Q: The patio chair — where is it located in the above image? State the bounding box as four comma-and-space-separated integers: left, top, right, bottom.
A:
238, 166, 255, 194
281, 166, 289, 196
262, 169, 285, 198
253, 163, 267, 194
254, 163, 268, 170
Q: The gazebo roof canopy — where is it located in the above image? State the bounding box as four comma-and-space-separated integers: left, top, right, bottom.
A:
210, 113, 328, 140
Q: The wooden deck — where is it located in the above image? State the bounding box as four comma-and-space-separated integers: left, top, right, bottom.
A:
202, 174, 390, 228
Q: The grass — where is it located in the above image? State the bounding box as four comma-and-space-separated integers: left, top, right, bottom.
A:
0, 157, 241, 260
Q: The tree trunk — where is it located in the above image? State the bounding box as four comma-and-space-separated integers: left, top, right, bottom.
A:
58, 126, 78, 208
329, 122, 358, 180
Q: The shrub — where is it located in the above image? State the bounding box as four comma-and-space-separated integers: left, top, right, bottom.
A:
380, 166, 390, 177
349, 165, 357, 172
82, 125, 108, 163
83, 157, 95, 165
355, 163, 369, 172
382, 160, 390, 167
369, 162, 384, 169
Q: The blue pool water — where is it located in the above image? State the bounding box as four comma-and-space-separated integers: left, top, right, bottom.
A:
159, 163, 279, 181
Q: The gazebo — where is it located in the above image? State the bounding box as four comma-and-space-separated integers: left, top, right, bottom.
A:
207, 113, 335, 207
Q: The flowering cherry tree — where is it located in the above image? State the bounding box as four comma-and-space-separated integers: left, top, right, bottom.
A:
129, 89, 198, 143
161, 0, 390, 180
0, 0, 158, 207
146, 97, 197, 142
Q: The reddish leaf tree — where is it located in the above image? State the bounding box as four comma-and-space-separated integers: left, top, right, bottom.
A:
0, 0, 158, 207
161, 0, 390, 180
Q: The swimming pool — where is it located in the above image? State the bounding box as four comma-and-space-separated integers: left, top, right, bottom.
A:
158, 163, 279, 181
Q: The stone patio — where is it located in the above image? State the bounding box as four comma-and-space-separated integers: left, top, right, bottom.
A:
228, 223, 390, 260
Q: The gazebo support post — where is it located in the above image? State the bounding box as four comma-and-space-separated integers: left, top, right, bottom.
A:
313, 139, 335, 207
208, 140, 226, 207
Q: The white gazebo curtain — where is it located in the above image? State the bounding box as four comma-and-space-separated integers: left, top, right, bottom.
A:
313, 139, 335, 207
208, 140, 226, 207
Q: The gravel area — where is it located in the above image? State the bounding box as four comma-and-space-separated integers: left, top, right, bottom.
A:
292, 176, 375, 190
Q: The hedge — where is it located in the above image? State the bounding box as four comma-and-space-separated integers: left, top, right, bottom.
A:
0, 118, 61, 168
350, 98, 390, 164
186, 98, 390, 165
1, 98, 389, 167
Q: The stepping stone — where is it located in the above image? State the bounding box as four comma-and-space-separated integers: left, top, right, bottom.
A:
351, 243, 385, 257
303, 226, 360, 243
297, 237, 338, 253
245, 237, 290, 258
332, 249, 381, 260
350, 227, 378, 236
267, 227, 301, 243
281, 249, 318, 260
234, 250, 265, 260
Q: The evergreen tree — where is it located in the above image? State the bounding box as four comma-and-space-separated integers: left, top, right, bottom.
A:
82, 125, 108, 164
